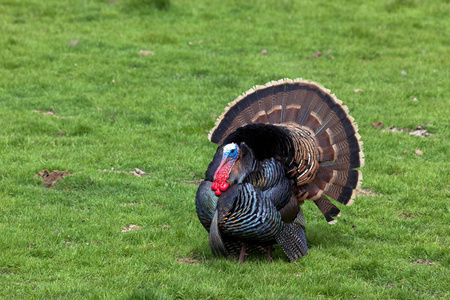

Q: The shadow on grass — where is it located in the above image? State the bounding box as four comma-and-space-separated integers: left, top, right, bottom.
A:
189, 222, 359, 263
306, 223, 356, 250
122, 0, 171, 13
127, 288, 171, 300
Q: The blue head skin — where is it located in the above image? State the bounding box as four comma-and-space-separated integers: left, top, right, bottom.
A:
223, 143, 239, 160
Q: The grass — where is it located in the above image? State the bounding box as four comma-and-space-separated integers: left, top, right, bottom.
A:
0, 0, 449, 298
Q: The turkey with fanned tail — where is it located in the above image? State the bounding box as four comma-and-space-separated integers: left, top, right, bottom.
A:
195, 78, 364, 262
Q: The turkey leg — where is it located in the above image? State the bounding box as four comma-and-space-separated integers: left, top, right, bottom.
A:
238, 242, 248, 263
267, 245, 274, 262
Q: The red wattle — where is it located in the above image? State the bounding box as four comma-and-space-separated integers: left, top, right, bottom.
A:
219, 182, 229, 191
212, 158, 235, 196
211, 182, 218, 190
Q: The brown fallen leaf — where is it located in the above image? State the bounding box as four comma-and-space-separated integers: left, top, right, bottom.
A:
35, 170, 71, 188
312, 51, 323, 57
371, 121, 383, 129
121, 224, 142, 233
354, 89, 364, 93
161, 225, 170, 230
68, 40, 79, 46
261, 49, 268, 55
415, 149, 423, 156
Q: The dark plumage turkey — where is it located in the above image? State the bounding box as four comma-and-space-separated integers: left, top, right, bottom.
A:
195, 79, 364, 262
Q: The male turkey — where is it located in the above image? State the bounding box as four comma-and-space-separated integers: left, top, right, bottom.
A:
195, 78, 364, 262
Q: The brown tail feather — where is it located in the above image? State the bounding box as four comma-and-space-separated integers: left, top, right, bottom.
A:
314, 196, 341, 224
209, 79, 363, 222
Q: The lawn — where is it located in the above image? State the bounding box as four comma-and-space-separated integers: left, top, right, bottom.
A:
0, 0, 449, 299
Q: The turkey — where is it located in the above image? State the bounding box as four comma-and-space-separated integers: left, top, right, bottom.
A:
195, 78, 364, 262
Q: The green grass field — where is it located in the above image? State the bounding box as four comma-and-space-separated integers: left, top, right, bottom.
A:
1, 0, 449, 298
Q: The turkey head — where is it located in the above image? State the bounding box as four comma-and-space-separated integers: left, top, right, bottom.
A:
210, 142, 255, 196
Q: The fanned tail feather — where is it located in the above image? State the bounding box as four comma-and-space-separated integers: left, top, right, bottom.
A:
314, 196, 341, 224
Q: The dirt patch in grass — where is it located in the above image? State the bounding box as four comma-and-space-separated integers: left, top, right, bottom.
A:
399, 210, 420, 219
34, 110, 55, 115
188, 179, 203, 186
409, 125, 434, 137
68, 40, 79, 46
381, 124, 434, 137
412, 259, 436, 266
177, 258, 202, 264
130, 168, 146, 177
35, 170, 71, 188
357, 189, 382, 197
100, 167, 147, 177
139, 50, 155, 56
371, 121, 383, 128
121, 224, 142, 233
309, 49, 334, 59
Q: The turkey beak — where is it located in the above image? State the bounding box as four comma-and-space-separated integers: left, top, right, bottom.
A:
209, 211, 227, 257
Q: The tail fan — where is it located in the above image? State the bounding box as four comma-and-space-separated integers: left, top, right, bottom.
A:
208, 79, 364, 222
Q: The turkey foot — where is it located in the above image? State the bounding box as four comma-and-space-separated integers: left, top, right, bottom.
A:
267, 245, 274, 262
238, 242, 248, 263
